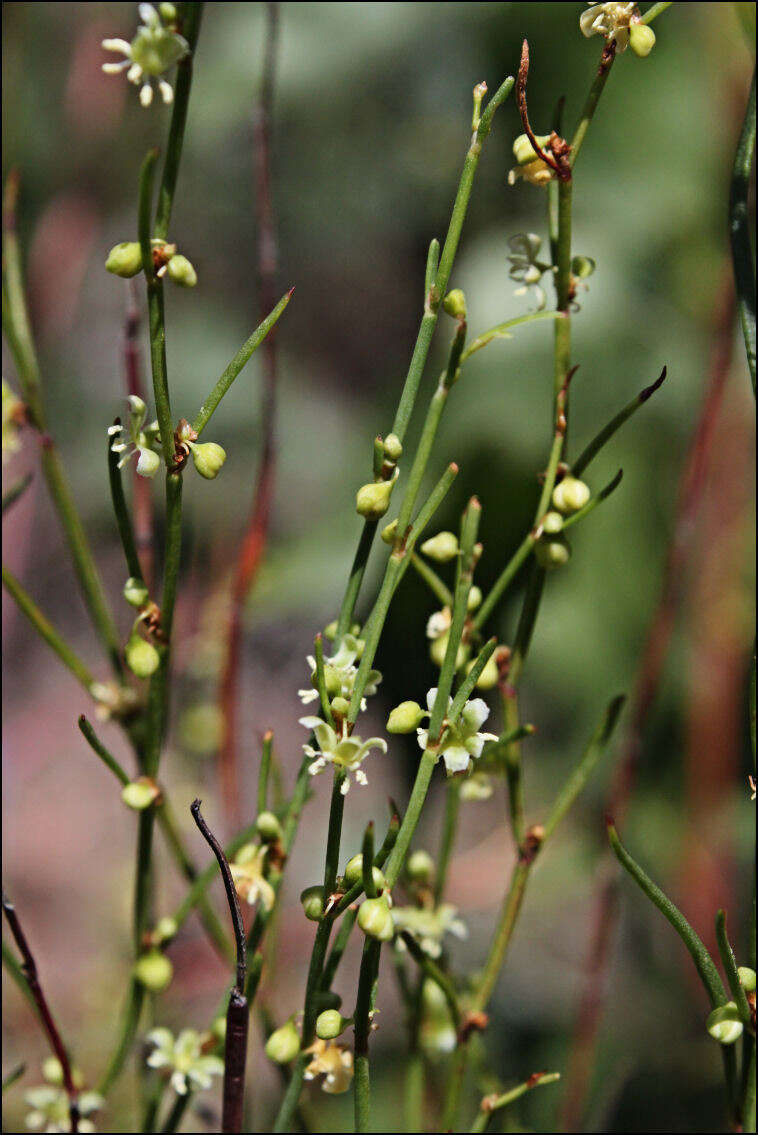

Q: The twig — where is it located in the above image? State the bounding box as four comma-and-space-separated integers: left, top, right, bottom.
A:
122, 284, 154, 590
2, 892, 80, 1131
517, 42, 570, 181
190, 800, 249, 1134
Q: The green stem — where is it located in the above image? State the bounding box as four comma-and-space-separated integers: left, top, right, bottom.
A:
461, 311, 560, 361
435, 780, 462, 904
715, 910, 752, 1023
641, 1, 673, 24
468, 1072, 561, 1134
78, 715, 130, 785
399, 931, 461, 1032
258, 731, 273, 815
97, 978, 144, 1095
354, 937, 381, 1133
108, 428, 145, 584
571, 368, 667, 477
154, 2, 204, 239
336, 520, 378, 640
472, 861, 530, 1014
2, 940, 37, 1015
409, 551, 453, 607
2, 472, 32, 514
729, 67, 756, 393
569, 47, 616, 167
2, 565, 96, 691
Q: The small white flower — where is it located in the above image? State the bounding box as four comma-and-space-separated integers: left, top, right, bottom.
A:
102, 4, 189, 109
229, 843, 276, 911
303, 1039, 354, 1094
299, 715, 386, 794
24, 1087, 103, 1134
298, 634, 381, 713
146, 1028, 223, 1096
109, 395, 162, 479
393, 902, 468, 959
507, 233, 554, 312
2, 379, 24, 462
579, 3, 639, 52
426, 607, 452, 641
417, 688, 497, 775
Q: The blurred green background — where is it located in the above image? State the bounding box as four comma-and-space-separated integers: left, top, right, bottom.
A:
2, 3, 755, 1132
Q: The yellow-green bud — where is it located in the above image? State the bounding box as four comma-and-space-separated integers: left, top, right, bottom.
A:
189, 441, 226, 480
406, 849, 434, 885
42, 1059, 84, 1089
211, 1016, 226, 1043
122, 777, 161, 811
105, 241, 143, 278
300, 885, 324, 921
443, 289, 467, 319
467, 652, 499, 691
312, 664, 342, 699
154, 916, 178, 944
706, 1002, 743, 1045
738, 966, 756, 992
357, 895, 394, 941
125, 632, 160, 678
264, 1019, 300, 1064
387, 700, 425, 734
330, 696, 350, 718
551, 476, 591, 515
571, 255, 596, 280
315, 1010, 350, 1040
542, 510, 564, 535
383, 433, 403, 461
323, 620, 338, 639
134, 949, 173, 993
467, 585, 482, 612
344, 854, 386, 891
535, 536, 571, 571
430, 632, 469, 671
167, 253, 197, 288
381, 519, 398, 544
124, 576, 149, 608
629, 23, 656, 58
356, 476, 396, 520
159, 2, 178, 21
513, 133, 551, 166
256, 811, 283, 843
420, 531, 459, 562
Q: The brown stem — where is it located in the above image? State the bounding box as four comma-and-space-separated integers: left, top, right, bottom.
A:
517, 41, 571, 181
218, 1, 281, 823
2, 892, 80, 1132
122, 282, 154, 591
560, 277, 736, 1131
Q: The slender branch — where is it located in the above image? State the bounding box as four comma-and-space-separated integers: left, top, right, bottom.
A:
2, 892, 80, 1131
715, 910, 752, 1023
730, 67, 756, 392
571, 367, 667, 477
107, 421, 144, 584
122, 287, 154, 590
154, 2, 204, 239
3, 565, 96, 692
2, 472, 32, 514
78, 715, 130, 785
409, 551, 453, 607
469, 1072, 561, 1134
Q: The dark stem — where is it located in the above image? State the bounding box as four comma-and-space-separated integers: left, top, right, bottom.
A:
122, 284, 154, 590
517, 40, 570, 180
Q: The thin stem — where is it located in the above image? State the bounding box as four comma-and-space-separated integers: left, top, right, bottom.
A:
435, 780, 462, 904
641, 2, 673, 24
336, 519, 378, 640
78, 715, 130, 785
569, 42, 616, 167
159, 1091, 191, 1134
97, 979, 144, 1095
400, 931, 461, 1032
409, 551, 453, 607
123, 284, 154, 590
353, 937, 381, 1132
571, 367, 667, 477
469, 1072, 561, 1134
2, 472, 32, 514
2, 565, 96, 691
107, 423, 144, 584
2, 893, 80, 1130
729, 67, 756, 392
154, 2, 204, 239
715, 910, 752, 1023
258, 730, 273, 815
447, 637, 497, 724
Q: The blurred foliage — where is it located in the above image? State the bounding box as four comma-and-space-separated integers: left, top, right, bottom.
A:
2, 3, 755, 1132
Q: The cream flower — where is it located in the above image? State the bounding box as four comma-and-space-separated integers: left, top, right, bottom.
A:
393, 902, 468, 959
108, 396, 162, 478
298, 634, 381, 712
2, 379, 24, 462
229, 843, 276, 910
102, 4, 188, 108
303, 1039, 354, 1094
507, 158, 555, 187
579, 3, 639, 52
146, 1028, 223, 1096
417, 688, 497, 775
507, 233, 554, 311
300, 716, 386, 794
24, 1088, 103, 1134
426, 607, 452, 641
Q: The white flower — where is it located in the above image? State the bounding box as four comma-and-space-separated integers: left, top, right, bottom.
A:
102, 4, 189, 108
579, 3, 639, 52
507, 158, 555, 188
303, 1039, 354, 1094
146, 1028, 224, 1096
298, 634, 381, 713
2, 379, 24, 462
426, 607, 452, 641
109, 395, 162, 479
229, 843, 276, 911
24, 1087, 103, 1133
393, 903, 468, 959
299, 715, 386, 794
89, 680, 141, 722
460, 771, 494, 801
417, 688, 497, 775
507, 233, 554, 311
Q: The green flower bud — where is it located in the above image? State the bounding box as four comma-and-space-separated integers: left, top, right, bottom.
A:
167, 253, 198, 288
264, 1019, 300, 1064
571, 255, 596, 280
344, 854, 386, 892
629, 23, 656, 58
323, 620, 338, 640
211, 1016, 227, 1043
551, 476, 591, 515
42, 1058, 84, 1089
105, 241, 143, 278
134, 949, 173, 993
467, 585, 482, 612
159, 2, 178, 21
188, 441, 226, 480
387, 700, 425, 734
738, 966, 756, 993
381, 519, 398, 545
154, 916, 178, 944
535, 535, 571, 571
541, 510, 564, 535
330, 696, 350, 719
420, 531, 459, 563
706, 1002, 743, 1045
406, 849, 434, 885
300, 885, 324, 921
356, 475, 397, 520
383, 433, 403, 461
124, 576, 149, 608
443, 289, 467, 319
256, 811, 283, 843
467, 652, 499, 691
311, 664, 342, 699
121, 777, 161, 811
125, 632, 160, 678
357, 895, 395, 941
315, 1010, 350, 1040
430, 632, 469, 671
513, 133, 551, 166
